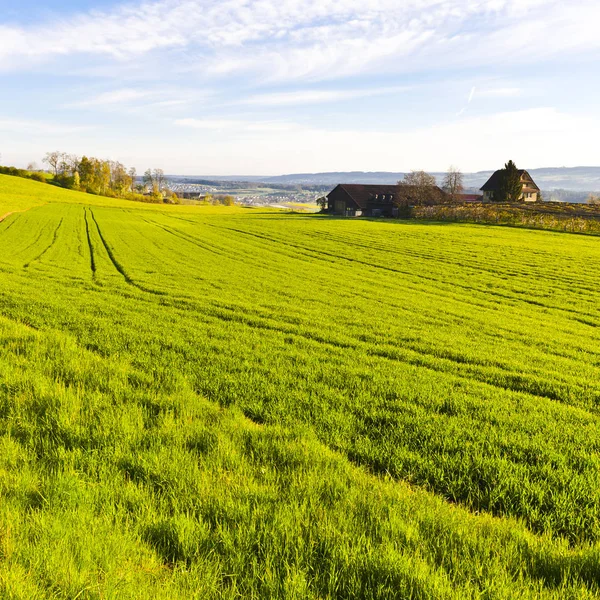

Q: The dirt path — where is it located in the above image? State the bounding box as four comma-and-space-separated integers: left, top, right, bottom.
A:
0, 208, 33, 223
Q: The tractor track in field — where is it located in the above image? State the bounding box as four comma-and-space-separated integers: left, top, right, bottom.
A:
24, 218, 64, 268
84, 208, 97, 275
88, 208, 166, 296
140, 216, 228, 259
207, 222, 599, 323
0, 207, 34, 233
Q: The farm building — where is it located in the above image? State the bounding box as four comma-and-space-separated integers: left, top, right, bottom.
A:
481, 170, 540, 202
327, 184, 447, 217
457, 194, 483, 203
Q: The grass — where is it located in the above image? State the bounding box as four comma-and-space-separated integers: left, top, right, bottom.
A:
2, 174, 600, 597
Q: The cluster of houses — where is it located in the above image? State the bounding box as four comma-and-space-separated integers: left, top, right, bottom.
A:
326, 169, 541, 217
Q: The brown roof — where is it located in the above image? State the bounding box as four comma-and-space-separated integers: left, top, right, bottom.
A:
480, 169, 540, 192
328, 184, 447, 208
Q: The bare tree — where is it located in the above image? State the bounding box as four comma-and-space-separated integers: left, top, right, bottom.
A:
143, 168, 154, 192
153, 168, 165, 192
43, 151, 64, 177
398, 170, 437, 206
128, 167, 137, 193
65, 154, 80, 176
587, 193, 600, 205
443, 166, 464, 202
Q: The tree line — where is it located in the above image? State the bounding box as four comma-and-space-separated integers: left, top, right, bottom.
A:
41, 151, 178, 203
398, 166, 465, 204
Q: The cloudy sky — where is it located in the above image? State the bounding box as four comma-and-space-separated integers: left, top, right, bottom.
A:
1, 0, 599, 175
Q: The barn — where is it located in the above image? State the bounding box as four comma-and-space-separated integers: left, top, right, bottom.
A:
327, 184, 447, 217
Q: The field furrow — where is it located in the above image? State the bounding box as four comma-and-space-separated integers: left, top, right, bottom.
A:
2, 184, 600, 598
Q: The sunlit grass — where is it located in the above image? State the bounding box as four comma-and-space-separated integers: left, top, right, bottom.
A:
2, 177, 600, 598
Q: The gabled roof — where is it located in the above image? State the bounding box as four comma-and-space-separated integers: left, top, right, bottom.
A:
328, 184, 447, 208
328, 184, 398, 209
480, 169, 540, 192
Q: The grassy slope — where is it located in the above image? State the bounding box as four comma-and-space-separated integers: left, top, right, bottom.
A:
0, 173, 98, 213
1, 176, 600, 597
0, 173, 228, 213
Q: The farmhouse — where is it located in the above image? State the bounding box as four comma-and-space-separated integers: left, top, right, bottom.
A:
327, 184, 447, 217
481, 170, 540, 202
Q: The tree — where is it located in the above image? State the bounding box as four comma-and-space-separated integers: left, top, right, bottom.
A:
316, 196, 328, 212
110, 161, 129, 196
504, 160, 523, 203
143, 169, 154, 192
128, 167, 137, 193
26, 162, 38, 172
496, 160, 523, 203
587, 193, 600, 205
398, 170, 437, 206
64, 154, 80, 176
43, 151, 64, 177
78, 156, 94, 191
143, 168, 165, 196
153, 169, 165, 193
443, 166, 464, 202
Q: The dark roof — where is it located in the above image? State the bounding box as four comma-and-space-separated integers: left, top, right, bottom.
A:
481, 169, 540, 191
328, 184, 447, 208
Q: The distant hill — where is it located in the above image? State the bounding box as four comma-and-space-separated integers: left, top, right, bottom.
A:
180, 167, 600, 193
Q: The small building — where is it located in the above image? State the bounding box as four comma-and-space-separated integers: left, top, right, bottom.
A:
480, 170, 540, 202
457, 194, 483, 203
327, 184, 447, 217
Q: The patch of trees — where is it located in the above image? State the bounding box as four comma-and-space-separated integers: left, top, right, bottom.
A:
38, 151, 179, 204
397, 167, 464, 205
200, 194, 236, 206
398, 170, 438, 205
0, 165, 47, 183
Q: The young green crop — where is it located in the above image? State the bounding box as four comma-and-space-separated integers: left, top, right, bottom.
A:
2, 177, 600, 598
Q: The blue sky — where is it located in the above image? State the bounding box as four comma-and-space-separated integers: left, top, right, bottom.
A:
1, 0, 599, 175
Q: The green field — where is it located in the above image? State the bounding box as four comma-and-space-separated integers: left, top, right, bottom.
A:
2, 174, 600, 598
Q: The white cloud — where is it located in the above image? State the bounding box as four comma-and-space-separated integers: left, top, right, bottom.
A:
3, 0, 600, 174
165, 107, 600, 174
476, 87, 521, 98
4, 106, 597, 175
0, 118, 92, 135
239, 86, 410, 106
1, 0, 599, 82
174, 118, 300, 132
64, 88, 156, 108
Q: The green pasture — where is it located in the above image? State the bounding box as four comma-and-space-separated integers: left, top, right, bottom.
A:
1, 174, 600, 598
